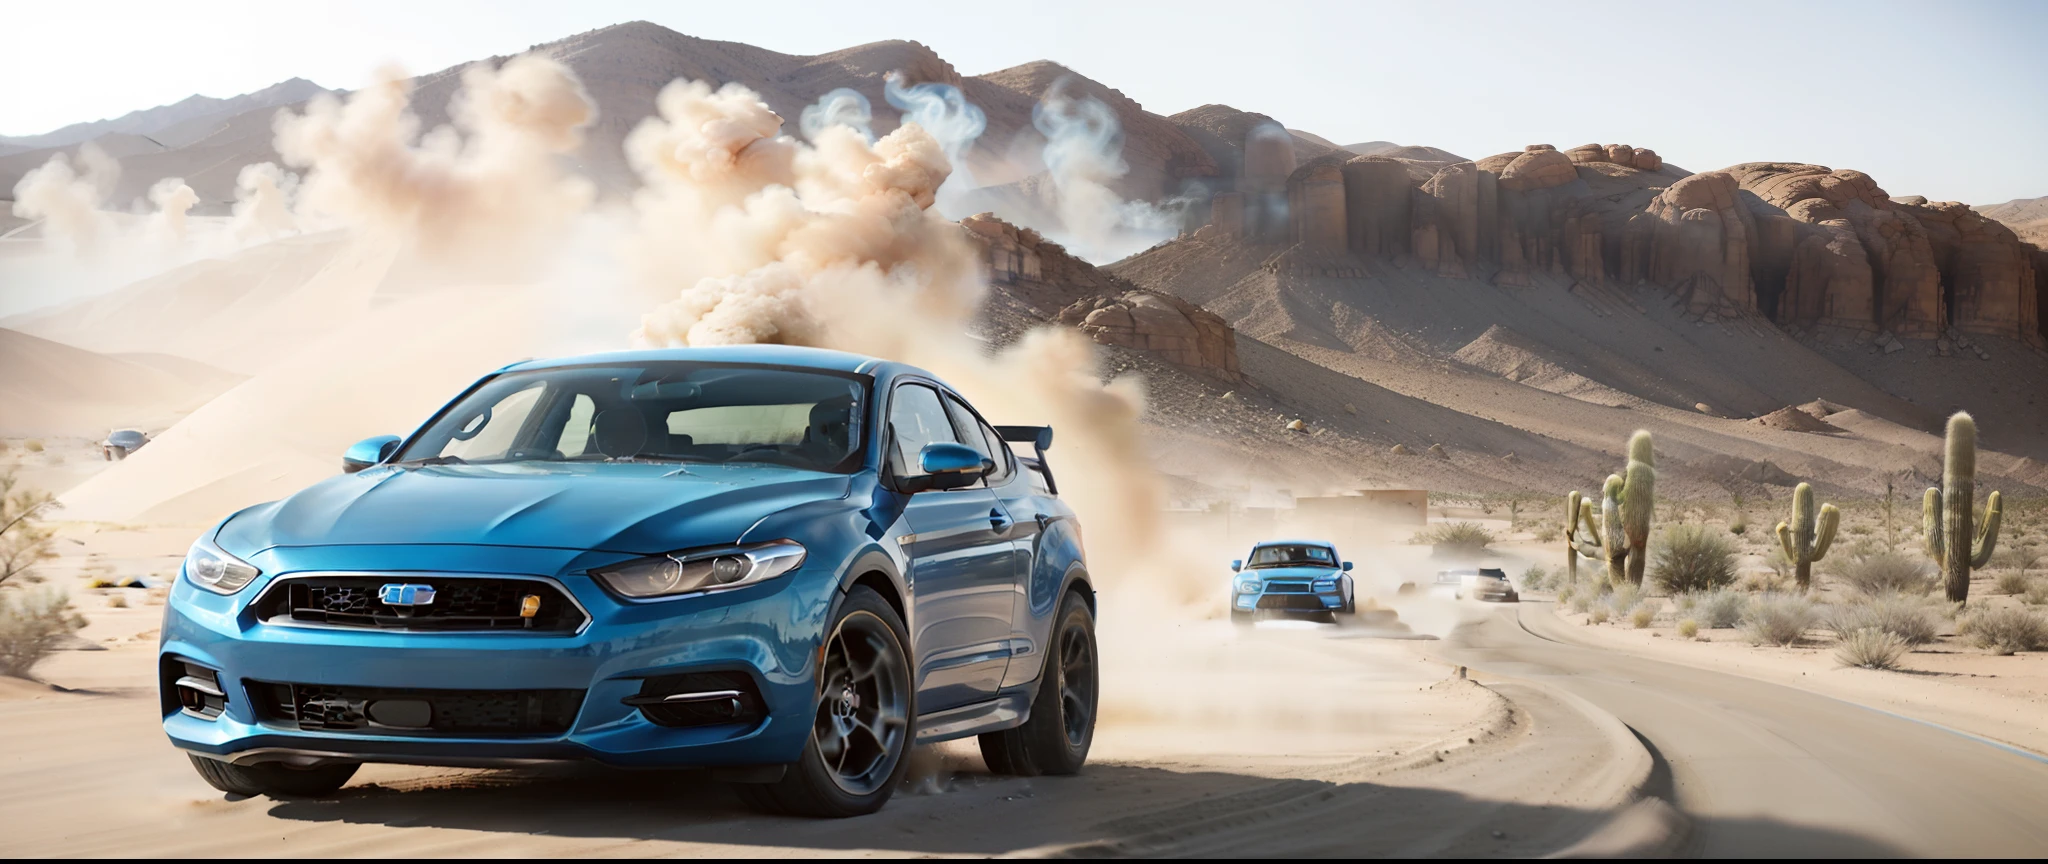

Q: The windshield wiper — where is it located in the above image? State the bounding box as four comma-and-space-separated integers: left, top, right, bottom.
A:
393, 455, 467, 468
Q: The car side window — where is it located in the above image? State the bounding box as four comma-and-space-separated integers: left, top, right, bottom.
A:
439, 383, 546, 461
887, 383, 961, 476
944, 396, 1014, 487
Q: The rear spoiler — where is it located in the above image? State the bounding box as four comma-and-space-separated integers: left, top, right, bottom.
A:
994, 425, 1057, 495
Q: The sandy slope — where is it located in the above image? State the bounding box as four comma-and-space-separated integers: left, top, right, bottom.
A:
0, 327, 240, 438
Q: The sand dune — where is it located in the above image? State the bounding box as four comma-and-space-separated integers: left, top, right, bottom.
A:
0, 327, 239, 437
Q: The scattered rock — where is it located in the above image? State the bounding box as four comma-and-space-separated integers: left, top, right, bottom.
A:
1751, 406, 1846, 434
1286, 419, 1306, 432
1058, 290, 1242, 382
1428, 443, 1449, 459
1503, 452, 1521, 464
1391, 444, 1414, 456
1693, 402, 1716, 415
1343, 403, 1358, 415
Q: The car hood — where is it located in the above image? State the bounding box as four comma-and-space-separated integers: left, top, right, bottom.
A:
1243, 565, 1340, 580
218, 462, 853, 556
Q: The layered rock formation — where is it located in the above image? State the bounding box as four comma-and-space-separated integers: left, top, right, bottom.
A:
960, 213, 1242, 381
1196, 139, 2045, 348
1057, 291, 1242, 382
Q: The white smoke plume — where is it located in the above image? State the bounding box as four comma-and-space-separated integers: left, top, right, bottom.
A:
799, 87, 875, 143
229, 162, 299, 243
9, 143, 119, 255
883, 73, 986, 214
147, 178, 199, 246
628, 79, 1177, 598
272, 54, 596, 270
1032, 78, 1182, 263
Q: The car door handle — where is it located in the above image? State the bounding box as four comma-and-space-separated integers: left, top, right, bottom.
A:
989, 508, 1012, 533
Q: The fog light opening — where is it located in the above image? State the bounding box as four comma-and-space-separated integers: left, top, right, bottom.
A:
173, 661, 227, 720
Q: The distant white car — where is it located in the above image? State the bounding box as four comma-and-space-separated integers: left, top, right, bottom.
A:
102, 429, 149, 460
1434, 567, 1519, 602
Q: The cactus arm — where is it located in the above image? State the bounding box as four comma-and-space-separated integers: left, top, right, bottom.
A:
1923, 487, 1945, 565
1570, 499, 1604, 560
1811, 503, 1839, 561
1776, 520, 1799, 563
1971, 491, 2003, 569
1601, 474, 1628, 584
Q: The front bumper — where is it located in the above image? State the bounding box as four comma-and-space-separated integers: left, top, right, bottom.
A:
1233, 588, 1344, 614
159, 544, 837, 769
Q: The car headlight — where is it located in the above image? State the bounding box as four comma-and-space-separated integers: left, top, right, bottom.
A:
1236, 579, 1262, 594
185, 536, 260, 595
593, 540, 807, 599
1314, 579, 1338, 592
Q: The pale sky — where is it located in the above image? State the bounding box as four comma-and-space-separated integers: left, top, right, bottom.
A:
5, 0, 2044, 204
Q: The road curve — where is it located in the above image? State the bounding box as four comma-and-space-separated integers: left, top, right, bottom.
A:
1433, 603, 2048, 857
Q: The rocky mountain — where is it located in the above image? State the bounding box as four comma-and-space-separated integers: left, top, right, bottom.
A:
1982, 195, 2048, 246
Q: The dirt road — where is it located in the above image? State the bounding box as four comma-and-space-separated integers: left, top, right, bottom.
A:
1434, 603, 2048, 856
2, 614, 1648, 857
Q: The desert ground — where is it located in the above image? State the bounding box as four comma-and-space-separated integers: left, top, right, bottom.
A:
5, 16, 2048, 859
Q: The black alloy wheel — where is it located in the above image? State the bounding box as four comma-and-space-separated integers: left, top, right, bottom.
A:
738, 586, 912, 817
979, 589, 1097, 776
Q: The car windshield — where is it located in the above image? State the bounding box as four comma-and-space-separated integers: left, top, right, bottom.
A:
393, 361, 869, 473
1246, 544, 1336, 569
1478, 568, 1507, 580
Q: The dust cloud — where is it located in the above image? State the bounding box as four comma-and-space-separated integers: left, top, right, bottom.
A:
1031, 78, 1183, 263
10, 143, 119, 255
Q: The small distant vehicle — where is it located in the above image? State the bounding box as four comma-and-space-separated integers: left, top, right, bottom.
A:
1229, 540, 1355, 624
1437, 568, 1519, 602
102, 429, 149, 460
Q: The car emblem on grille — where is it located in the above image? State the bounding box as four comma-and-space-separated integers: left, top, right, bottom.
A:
379, 583, 436, 606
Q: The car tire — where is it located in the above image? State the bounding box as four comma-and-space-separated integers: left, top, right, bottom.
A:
742, 585, 913, 818
1341, 579, 1356, 615
979, 590, 1097, 777
187, 754, 358, 798
1230, 609, 1254, 627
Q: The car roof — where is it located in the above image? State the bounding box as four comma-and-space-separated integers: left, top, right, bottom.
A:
502, 345, 886, 376
1251, 539, 1337, 549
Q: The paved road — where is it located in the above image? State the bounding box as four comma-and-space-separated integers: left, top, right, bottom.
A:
1434, 603, 2048, 857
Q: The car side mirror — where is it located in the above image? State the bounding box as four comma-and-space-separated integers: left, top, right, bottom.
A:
1230, 560, 1242, 572
905, 442, 991, 493
343, 435, 401, 474
1342, 561, 1354, 572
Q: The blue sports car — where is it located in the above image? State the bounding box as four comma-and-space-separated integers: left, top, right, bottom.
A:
159, 345, 1097, 817
1229, 540, 1356, 624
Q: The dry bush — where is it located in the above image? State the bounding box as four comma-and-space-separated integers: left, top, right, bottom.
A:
1995, 570, 2033, 596
1824, 595, 1940, 646
1677, 618, 1700, 639
1556, 583, 1576, 605
1567, 592, 1591, 614
1957, 607, 2047, 655
1520, 565, 1550, 592
2024, 580, 2048, 606
0, 587, 87, 678
107, 594, 128, 609
22, 440, 43, 453
1411, 522, 1495, 551
1683, 589, 1747, 629
1831, 551, 1935, 596
1836, 628, 1910, 670
1651, 525, 1738, 594
1742, 593, 1818, 647
1588, 606, 1610, 625
1534, 526, 1561, 544
1630, 606, 1655, 629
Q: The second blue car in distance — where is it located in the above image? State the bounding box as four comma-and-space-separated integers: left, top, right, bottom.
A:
1229, 540, 1356, 625
157, 345, 1098, 817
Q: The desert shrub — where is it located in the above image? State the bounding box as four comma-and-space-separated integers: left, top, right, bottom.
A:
1556, 584, 1576, 605
1847, 523, 1873, 536
1608, 583, 1642, 612
1995, 570, 2032, 596
0, 587, 87, 678
1677, 618, 1701, 639
1830, 551, 1935, 596
1520, 565, 1549, 592
1588, 606, 1610, 624
1630, 606, 1655, 629
1650, 524, 1738, 594
107, 594, 128, 609
1412, 522, 1495, 551
1729, 512, 1748, 536
1568, 593, 1592, 614
1957, 607, 2048, 655
1824, 595, 1940, 646
22, 440, 43, 453
1835, 628, 1910, 670
1689, 590, 1748, 629
2024, 580, 2048, 606
1992, 545, 2042, 578
1535, 526, 1560, 544
1742, 593, 1818, 647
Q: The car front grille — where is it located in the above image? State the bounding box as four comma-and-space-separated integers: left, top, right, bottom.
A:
1257, 594, 1327, 610
253, 575, 586, 633
1262, 580, 1313, 594
248, 681, 584, 735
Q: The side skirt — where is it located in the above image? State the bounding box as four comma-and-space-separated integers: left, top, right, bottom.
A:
913, 688, 1033, 744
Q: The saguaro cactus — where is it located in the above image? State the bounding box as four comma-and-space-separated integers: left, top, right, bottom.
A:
1775, 482, 1839, 591
1612, 430, 1656, 586
1925, 412, 2003, 603
1564, 490, 1603, 584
